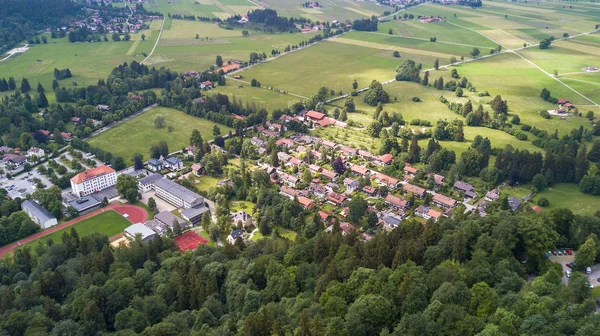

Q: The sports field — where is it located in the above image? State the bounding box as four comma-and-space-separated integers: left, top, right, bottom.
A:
87, 106, 232, 165
30, 210, 132, 248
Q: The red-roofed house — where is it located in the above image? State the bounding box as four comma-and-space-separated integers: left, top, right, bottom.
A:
276, 138, 294, 148
297, 196, 315, 209
327, 192, 347, 206
306, 110, 325, 121
385, 194, 409, 209
403, 183, 426, 198
376, 154, 393, 166
432, 193, 457, 208
404, 164, 418, 175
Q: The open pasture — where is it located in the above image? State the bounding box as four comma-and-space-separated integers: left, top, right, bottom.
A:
210, 83, 299, 112
88, 107, 232, 165
237, 40, 434, 97
378, 20, 496, 48
431, 53, 596, 135
0, 29, 157, 103
532, 183, 600, 216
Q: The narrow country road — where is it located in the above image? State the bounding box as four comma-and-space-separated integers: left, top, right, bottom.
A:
141, 18, 165, 65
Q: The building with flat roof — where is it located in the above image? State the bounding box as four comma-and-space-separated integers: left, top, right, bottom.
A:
139, 173, 162, 192
67, 196, 102, 214
21, 200, 58, 229
125, 223, 157, 242
70, 165, 117, 197
153, 178, 204, 209
181, 204, 210, 226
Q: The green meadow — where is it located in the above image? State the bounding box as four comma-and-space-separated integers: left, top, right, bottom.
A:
88, 106, 232, 165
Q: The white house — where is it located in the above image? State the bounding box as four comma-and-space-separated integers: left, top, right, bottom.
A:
70, 165, 117, 197
164, 157, 183, 171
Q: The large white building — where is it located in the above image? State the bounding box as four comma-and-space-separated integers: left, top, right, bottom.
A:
70, 165, 117, 197
21, 200, 58, 229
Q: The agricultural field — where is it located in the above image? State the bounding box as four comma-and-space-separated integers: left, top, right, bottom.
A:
258, 0, 390, 22
0, 28, 158, 103
145, 0, 260, 19
87, 107, 232, 165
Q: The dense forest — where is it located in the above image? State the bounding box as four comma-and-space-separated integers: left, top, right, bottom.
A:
0, 0, 81, 53
1, 192, 600, 335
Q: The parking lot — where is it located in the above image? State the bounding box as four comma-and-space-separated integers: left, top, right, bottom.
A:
549, 251, 600, 287
0, 169, 54, 199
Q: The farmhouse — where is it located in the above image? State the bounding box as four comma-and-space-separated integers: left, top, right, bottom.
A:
215, 63, 241, 74
70, 165, 117, 197
21, 200, 58, 229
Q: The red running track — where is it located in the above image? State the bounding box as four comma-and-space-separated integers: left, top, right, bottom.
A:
0, 203, 148, 257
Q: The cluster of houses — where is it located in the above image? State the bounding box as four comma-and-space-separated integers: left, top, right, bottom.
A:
37, 129, 73, 141
253, 110, 346, 141
0, 146, 47, 170
147, 156, 184, 173
549, 98, 576, 116
53, 4, 157, 35
247, 126, 506, 240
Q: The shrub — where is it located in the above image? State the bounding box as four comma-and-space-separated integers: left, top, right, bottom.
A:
412, 96, 421, 102
521, 125, 531, 131
540, 110, 551, 119
537, 197, 549, 207
515, 132, 528, 141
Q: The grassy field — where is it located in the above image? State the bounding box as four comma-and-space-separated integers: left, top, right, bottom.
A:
0, 28, 157, 103
210, 83, 299, 111
237, 40, 405, 97
28, 210, 132, 249
532, 184, 600, 216
259, 0, 389, 22
88, 107, 232, 165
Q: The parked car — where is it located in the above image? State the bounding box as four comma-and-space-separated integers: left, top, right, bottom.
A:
586, 267, 592, 275
566, 263, 572, 269
566, 250, 572, 255
565, 270, 571, 278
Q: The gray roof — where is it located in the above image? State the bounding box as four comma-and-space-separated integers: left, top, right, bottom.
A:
148, 158, 162, 166
67, 196, 101, 212
181, 204, 209, 220
22, 200, 56, 223
507, 196, 522, 211
230, 229, 244, 240
154, 210, 186, 229
454, 181, 474, 192
125, 223, 156, 240
154, 178, 203, 205
165, 157, 182, 165
382, 214, 401, 227
139, 173, 162, 185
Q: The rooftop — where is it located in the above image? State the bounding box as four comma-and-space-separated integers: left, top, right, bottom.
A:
154, 178, 204, 205
70, 165, 115, 184
22, 200, 56, 223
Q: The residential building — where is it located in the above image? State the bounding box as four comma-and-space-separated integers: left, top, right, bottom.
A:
164, 157, 183, 171
139, 173, 162, 192
321, 140, 337, 149
309, 164, 322, 173
320, 169, 338, 181
147, 158, 163, 172
507, 196, 521, 211
231, 211, 254, 228
340, 145, 357, 157
27, 147, 45, 158
485, 189, 500, 202
276, 138, 294, 148
21, 200, 58, 229
325, 182, 339, 193
381, 213, 402, 229
287, 157, 303, 167
277, 152, 291, 162
432, 174, 445, 186
344, 178, 359, 193
298, 196, 315, 209
432, 193, 457, 208
280, 186, 301, 199
70, 165, 117, 197
358, 150, 375, 160
279, 173, 299, 187
309, 183, 328, 198
404, 164, 418, 175
376, 154, 393, 166
362, 185, 377, 196
227, 229, 246, 244
153, 178, 205, 209
385, 194, 408, 209
250, 137, 266, 147
191, 163, 204, 176
350, 164, 370, 177
372, 173, 400, 189
403, 183, 426, 198
326, 192, 347, 206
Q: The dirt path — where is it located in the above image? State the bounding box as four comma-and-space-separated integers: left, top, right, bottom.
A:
0, 203, 148, 257
141, 18, 165, 65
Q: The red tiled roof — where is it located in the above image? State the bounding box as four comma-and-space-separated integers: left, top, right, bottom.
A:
379, 154, 393, 164
433, 193, 457, 207
215, 63, 241, 74
70, 165, 115, 184
306, 110, 325, 120
403, 183, 426, 196
404, 164, 418, 174
298, 196, 314, 209
385, 194, 408, 208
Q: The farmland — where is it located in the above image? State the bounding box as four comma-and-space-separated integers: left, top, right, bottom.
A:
87, 107, 232, 165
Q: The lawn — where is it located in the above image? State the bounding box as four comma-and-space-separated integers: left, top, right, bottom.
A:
210, 83, 299, 112
251, 227, 297, 242
27, 210, 132, 248
532, 183, 600, 216
87, 106, 232, 165
230, 200, 255, 213
194, 175, 221, 191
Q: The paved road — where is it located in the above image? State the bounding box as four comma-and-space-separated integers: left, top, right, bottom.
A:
0, 203, 148, 257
